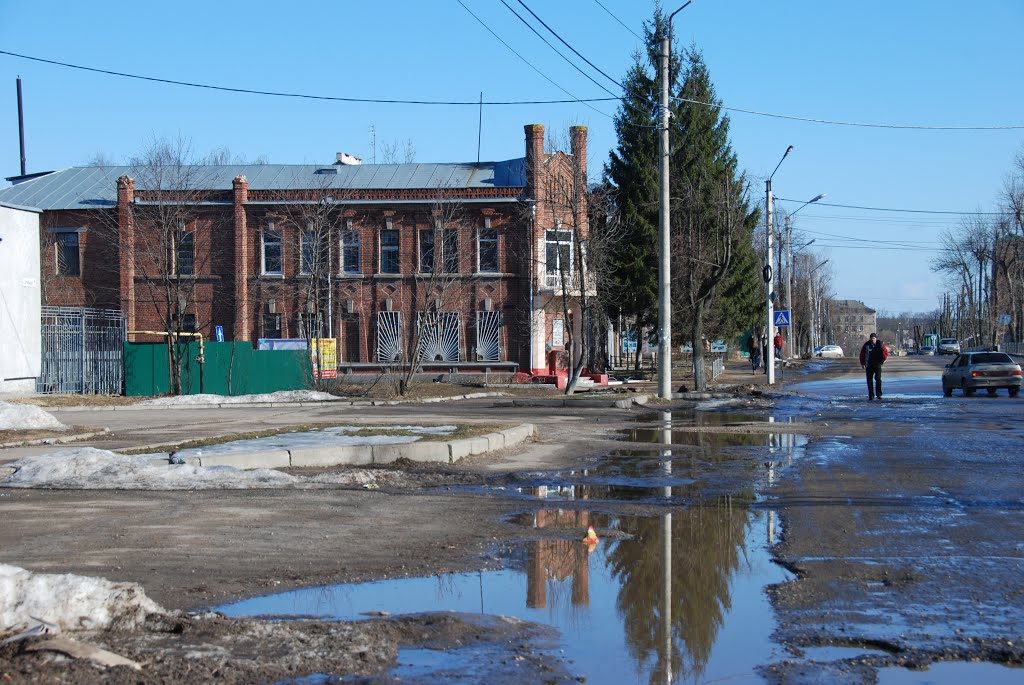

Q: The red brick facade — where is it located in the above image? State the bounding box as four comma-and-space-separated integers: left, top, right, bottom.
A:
34, 123, 588, 374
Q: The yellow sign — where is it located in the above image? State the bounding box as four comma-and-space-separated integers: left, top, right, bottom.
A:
311, 338, 338, 379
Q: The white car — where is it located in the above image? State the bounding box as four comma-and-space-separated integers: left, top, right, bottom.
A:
815, 344, 844, 358
938, 338, 961, 355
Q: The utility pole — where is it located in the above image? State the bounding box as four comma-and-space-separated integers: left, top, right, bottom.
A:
786, 215, 793, 357
657, 2, 693, 400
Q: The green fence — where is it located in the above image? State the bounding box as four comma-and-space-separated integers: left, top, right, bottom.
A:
124, 341, 310, 397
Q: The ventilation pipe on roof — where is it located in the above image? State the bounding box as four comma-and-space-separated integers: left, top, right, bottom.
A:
336, 153, 363, 166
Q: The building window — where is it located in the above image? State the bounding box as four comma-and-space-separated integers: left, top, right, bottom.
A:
443, 229, 459, 273
175, 230, 195, 276
300, 229, 316, 275
180, 313, 197, 333
263, 313, 282, 338
478, 220, 498, 273
545, 229, 573, 286
380, 229, 400, 274
262, 224, 283, 275
341, 225, 361, 274
55, 232, 80, 276
419, 228, 435, 273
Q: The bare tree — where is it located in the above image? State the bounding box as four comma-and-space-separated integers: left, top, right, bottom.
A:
932, 216, 994, 346
379, 139, 416, 165
262, 175, 353, 390
535, 129, 619, 394
390, 188, 468, 396
672, 170, 753, 391
103, 137, 223, 394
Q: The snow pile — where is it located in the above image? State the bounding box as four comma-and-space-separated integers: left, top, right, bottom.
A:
0, 564, 164, 633
0, 401, 66, 431
0, 448, 300, 490
139, 390, 340, 406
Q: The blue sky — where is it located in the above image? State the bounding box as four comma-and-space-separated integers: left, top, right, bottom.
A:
2, 1, 1022, 315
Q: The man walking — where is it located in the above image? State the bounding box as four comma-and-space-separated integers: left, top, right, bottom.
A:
859, 332, 889, 400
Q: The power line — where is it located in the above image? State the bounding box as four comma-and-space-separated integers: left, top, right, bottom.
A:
513, 0, 625, 92
776, 197, 1006, 216
676, 94, 1024, 131
6, 47, 1023, 131
454, 0, 613, 120
497, 0, 621, 100
593, 0, 644, 41
0, 48, 617, 107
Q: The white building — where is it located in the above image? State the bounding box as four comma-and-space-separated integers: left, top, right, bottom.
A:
0, 202, 42, 393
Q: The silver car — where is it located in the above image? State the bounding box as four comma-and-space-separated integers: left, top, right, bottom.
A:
941, 352, 1022, 397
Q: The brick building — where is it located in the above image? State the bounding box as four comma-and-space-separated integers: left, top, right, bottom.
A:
826, 299, 877, 355
0, 124, 590, 377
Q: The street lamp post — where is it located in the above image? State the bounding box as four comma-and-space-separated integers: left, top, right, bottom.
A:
784, 194, 825, 357
765, 146, 792, 386
657, 1, 693, 400
808, 258, 829, 352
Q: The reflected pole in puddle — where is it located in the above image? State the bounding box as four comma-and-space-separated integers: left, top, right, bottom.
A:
660, 411, 674, 684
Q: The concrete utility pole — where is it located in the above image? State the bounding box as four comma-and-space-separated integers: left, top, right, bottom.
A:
765, 146, 792, 386
657, 1, 693, 400
786, 215, 793, 357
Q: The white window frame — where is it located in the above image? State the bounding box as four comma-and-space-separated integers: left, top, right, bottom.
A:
477, 217, 499, 273
300, 227, 316, 275
340, 220, 361, 274
262, 223, 283, 275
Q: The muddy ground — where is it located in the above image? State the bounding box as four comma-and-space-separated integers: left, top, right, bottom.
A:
7, 357, 1018, 683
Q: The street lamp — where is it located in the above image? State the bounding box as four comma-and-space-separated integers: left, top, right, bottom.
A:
764, 146, 792, 385
784, 194, 825, 357
808, 258, 829, 352
657, 0, 695, 400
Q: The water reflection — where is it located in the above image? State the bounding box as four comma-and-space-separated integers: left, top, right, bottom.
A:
218, 410, 795, 683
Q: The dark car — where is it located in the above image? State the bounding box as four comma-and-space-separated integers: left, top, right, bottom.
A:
941, 352, 1022, 397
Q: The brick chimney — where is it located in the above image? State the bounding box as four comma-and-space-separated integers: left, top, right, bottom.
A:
570, 125, 588, 186
524, 123, 545, 202
232, 175, 250, 341
116, 175, 136, 332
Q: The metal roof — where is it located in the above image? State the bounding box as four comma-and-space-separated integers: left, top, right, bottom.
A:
0, 159, 527, 211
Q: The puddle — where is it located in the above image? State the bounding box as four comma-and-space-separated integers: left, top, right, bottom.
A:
632, 411, 777, 425
172, 424, 456, 459
876, 660, 1024, 684
219, 506, 793, 684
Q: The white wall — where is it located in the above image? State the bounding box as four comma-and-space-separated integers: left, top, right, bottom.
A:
0, 203, 41, 394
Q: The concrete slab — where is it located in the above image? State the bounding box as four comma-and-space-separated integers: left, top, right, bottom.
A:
500, 424, 535, 446
199, 450, 291, 470
482, 432, 506, 451
372, 441, 451, 464
466, 437, 490, 455
448, 439, 474, 461
289, 445, 373, 468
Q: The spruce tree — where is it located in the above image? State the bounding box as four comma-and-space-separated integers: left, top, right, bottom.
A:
670, 48, 760, 389
604, 11, 680, 369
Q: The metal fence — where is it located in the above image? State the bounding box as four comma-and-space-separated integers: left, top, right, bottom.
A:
37, 307, 125, 395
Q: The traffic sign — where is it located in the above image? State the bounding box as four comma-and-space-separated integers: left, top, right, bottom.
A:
773, 310, 790, 327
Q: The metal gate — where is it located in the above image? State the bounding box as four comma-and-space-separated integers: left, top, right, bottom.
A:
37, 307, 125, 395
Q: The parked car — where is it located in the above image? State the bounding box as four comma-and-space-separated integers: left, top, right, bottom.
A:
941, 352, 1022, 397
938, 338, 961, 355
919, 345, 936, 356
815, 344, 844, 358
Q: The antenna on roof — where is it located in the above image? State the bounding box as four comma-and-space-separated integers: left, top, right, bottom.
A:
17, 77, 27, 176
477, 92, 483, 165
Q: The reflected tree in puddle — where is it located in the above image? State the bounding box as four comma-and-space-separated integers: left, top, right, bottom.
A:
605, 498, 751, 683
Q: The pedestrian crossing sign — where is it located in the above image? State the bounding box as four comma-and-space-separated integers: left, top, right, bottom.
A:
774, 310, 790, 327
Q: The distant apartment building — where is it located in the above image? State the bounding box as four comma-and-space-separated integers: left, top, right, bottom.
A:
826, 299, 877, 355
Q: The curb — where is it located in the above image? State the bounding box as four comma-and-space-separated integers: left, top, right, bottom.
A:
494, 394, 650, 409
41, 392, 507, 412
159, 423, 537, 470
0, 428, 110, 449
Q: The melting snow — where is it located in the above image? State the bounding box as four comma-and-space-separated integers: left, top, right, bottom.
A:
0, 564, 164, 633
0, 401, 66, 431
139, 390, 340, 406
